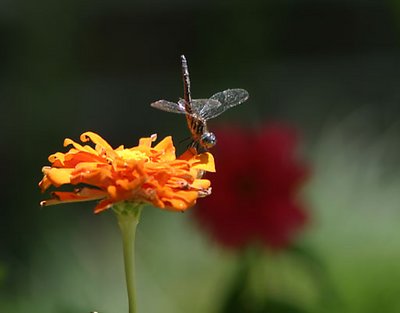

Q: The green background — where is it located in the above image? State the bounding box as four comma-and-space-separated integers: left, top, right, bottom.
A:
1, 0, 400, 312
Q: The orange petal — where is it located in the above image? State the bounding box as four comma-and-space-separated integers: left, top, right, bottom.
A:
139, 134, 157, 147
41, 188, 106, 207
116, 176, 146, 191
43, 167, 73, 186
48, 152, 67, 165
51, 151, 106, 168
153, 136, 176, 161
191, 179, 211, 190
80, 132, 113, 151
107, 185, 118, 199
163, 198, 191, 211
94, 199, 114, 214
190, 152, 216, 172
39, 175, 52, 192
160, 189, 198, 210
64, 138, 97, 154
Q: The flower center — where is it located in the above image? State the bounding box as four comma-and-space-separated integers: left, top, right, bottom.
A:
117, 150, 149, 162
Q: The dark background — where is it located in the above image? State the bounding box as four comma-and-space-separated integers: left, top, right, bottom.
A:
1, 0, 400, 312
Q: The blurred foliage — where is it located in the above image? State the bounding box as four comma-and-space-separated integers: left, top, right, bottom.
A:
1, 0, 400, 312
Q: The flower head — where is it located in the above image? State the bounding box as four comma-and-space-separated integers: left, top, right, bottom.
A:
39, 132, 215, 213
193, 124, 309, 250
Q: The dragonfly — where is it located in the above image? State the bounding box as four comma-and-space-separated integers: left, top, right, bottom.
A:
151, 55, 249, 150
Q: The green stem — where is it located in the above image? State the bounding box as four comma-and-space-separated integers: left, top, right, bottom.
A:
115, 203, 143, 313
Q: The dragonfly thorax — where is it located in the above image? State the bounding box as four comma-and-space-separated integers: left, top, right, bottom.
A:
200, 132, 217, 149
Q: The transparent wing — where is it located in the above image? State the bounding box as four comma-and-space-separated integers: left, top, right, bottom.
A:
190, 99, 223, 120
150, 100, 186, 114
210, 89, 249, 109
177, 98, 221, 118
203, 88, 249, 119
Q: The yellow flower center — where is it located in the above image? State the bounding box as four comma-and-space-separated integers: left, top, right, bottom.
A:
117, 149, 149, 162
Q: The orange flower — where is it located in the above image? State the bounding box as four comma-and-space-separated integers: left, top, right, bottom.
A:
39, 132, 215, 213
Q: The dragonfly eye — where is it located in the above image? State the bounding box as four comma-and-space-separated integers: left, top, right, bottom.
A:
200, 132, 217, 149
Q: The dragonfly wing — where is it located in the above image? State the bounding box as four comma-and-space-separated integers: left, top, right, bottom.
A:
209, 88, 249, 112
191, 98, 220, 115
191, 88, 249, 120
191, 99, 224, 120
150, 100, 186, 114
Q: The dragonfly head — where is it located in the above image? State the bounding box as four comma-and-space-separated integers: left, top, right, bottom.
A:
200, 132, 217, 149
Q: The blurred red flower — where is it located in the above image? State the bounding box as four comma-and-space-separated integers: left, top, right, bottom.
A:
193, 123, 310, 250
